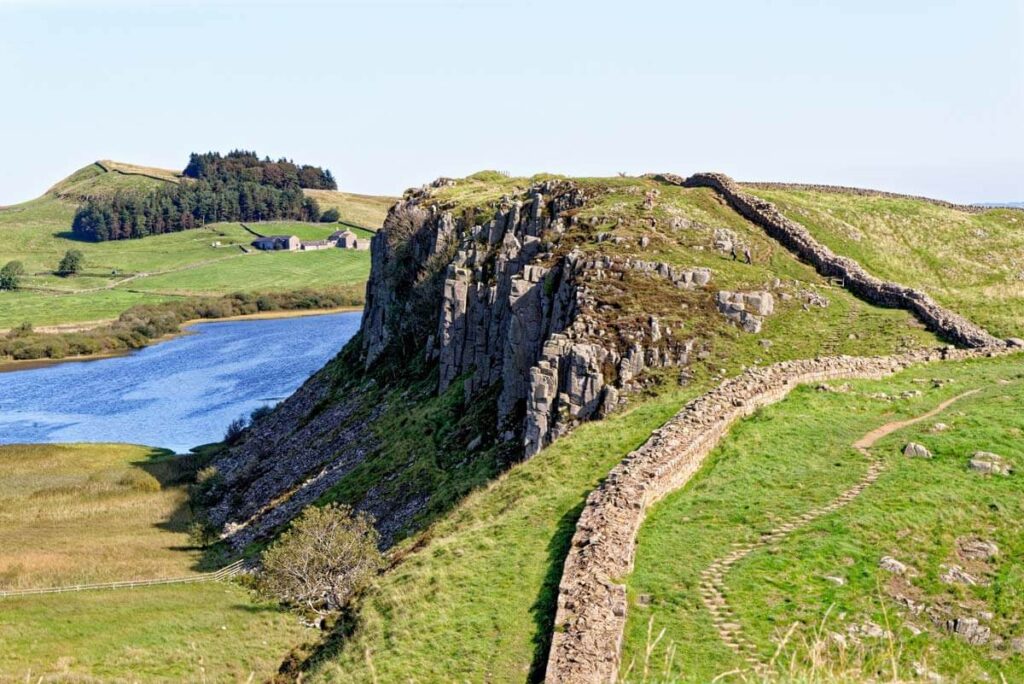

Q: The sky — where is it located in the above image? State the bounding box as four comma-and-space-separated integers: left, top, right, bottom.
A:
0, 0, 1021, 205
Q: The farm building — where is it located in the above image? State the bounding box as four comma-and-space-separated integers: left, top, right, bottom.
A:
300, 240, 334, 251
251, 235, 301, 251
330, 229, 370, 250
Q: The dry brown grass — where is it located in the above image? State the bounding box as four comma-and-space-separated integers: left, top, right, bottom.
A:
0, 443, 202, 589
303, 189, 396, 229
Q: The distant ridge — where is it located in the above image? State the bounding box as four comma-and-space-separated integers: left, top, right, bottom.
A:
742, 181, 1024, 213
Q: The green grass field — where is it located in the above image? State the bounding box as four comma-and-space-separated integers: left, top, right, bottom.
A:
0, 582, 308, 682
303, 189, 394, 229
0, 443, 308, 681
622, 354, 1024, 682
0, 162, 392, 329
746, 187, 1024, 338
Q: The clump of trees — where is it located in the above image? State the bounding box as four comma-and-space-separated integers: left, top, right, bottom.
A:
319, 208, 341, 223
184, 150, 336, 190
257, 504, 383, 618
72, 150, 335, 242
0, 261, 25, 290
57, 250, 84, 276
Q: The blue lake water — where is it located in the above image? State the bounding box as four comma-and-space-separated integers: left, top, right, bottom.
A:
0, 311, 361, 452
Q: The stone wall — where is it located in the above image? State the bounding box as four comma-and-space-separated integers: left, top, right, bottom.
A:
664, 173, 1006, 349
545, 345, 1014, 683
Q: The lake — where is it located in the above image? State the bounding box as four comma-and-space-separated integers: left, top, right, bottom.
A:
0, 311, 361, 452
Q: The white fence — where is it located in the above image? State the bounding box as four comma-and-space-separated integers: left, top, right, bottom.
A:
0, 559, 245, 599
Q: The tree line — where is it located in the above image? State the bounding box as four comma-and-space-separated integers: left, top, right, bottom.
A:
72, 151, 334, 242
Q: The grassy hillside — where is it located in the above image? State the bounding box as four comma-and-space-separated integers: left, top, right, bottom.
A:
622, 354, 1023, 682
303, 188, 393, 229
274, 173, 942, 682
0, 443, 307, 681
746, 187, 1024, 338
44, 161, 179, 201
0, 162, 391, 329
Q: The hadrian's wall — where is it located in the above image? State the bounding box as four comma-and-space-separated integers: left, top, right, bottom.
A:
545, 345, 1014, 683
664, 173, 1006, 349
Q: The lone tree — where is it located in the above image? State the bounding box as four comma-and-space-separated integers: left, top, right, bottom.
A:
257, 504, 383, 617
57, 249, 84, 276
319, 207, 340, 223
0, 260, 25, 290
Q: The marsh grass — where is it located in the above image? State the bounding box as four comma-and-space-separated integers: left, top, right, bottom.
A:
0, 443, 309, 681
0, 443, 200, 588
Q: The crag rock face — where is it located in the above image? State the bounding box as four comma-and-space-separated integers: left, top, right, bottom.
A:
205, 178, 706, 550
360, 180, 698, 458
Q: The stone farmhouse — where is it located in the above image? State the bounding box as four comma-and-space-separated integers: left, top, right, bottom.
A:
329, 229, 370, 250
250, 228, 371, 252
251, 235, 301, 251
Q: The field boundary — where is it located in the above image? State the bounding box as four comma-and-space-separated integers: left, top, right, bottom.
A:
96, 160, 181, 185
0, 559, 245, 599
338, 219, 378, 234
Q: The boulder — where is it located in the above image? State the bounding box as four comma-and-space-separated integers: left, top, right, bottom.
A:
957, 538, 999, 561
879, 556, 910, 574
944, 617, 991, 645
903, 442, 932, 459
968, 451, 1012, 476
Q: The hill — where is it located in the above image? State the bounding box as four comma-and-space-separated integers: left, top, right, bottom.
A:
0, 161, 395, 331
6, 169, 1019, 682
190, 170, 1022, 682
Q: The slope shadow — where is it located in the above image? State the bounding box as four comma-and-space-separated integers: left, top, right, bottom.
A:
527, 500, 586, 682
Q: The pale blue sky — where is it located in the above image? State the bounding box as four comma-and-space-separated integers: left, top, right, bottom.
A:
1, 0, 1021, 204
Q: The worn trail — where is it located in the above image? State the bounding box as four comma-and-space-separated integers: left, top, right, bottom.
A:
699, 389, 980, 671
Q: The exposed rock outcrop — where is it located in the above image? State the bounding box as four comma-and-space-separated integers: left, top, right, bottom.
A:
968, 451, 1012, 476
716, 290, 774, 333
360, 184, 709, 459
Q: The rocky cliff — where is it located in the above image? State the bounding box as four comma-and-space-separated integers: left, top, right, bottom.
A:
359, 178, 694, 458
203, 170, 974, 552
204, 176, 702, 548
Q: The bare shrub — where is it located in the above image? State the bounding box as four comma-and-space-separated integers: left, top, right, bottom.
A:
257, 504, 384, 616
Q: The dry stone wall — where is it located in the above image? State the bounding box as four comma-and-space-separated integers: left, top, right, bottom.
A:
658, 173, 1006, 349
545, 345, 1015, 683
